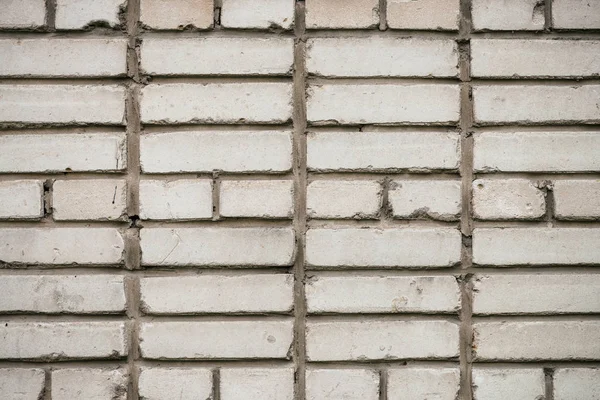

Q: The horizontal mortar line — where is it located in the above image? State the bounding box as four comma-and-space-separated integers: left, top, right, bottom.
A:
0, 30, 129, 38
0, 360, 129, 368
472, 173, 600, 180
308, 172, 461, 180
0, 124, 126, 132
306, 220, 460, 227
471, 30, 600, 38
307, 77, 460, 84
308, 125, 460, 133
136, 359, 295, 367
465, 360, 600, 367
0, 77, 130, 84
0, 314, 128, 322
138, 173, 295, 180
305, 314, 460, 322
0, 126, 126, 135
307, 123, 460, 129
138, 219, 293, 228
473, 122, 600, 129
141, 123, 295, 132
306, 360, 461, 368
0, 265, 294, 272
304, 29, 459, 38
146, 76, 293, 84
307, 267, 600, 276
471, 220, 600, 228
306, 357, 460, 364
470, 79, 600, 86
470, 125, 600, 132
0, 267, 294, 275
138, 30, 296, 39
471, 314, 600, 322
0, 221, 130, 228
0, 174, 129, 180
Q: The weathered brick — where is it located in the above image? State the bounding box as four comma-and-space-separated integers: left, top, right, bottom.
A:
305, 0, 379, 29
220, 180, 294, 218
473, 274, 600, 315
307, 131, 460, 172
388, 368, 460, 400
52, 179, 127, 221
0, 369, 45, 400
307, 84, 460, 125
0, 180, 43, 220
0, 228, 124, 265
473, 321, 600, 360
55, 0, 125, 29
0, 0, 46, 28
472, 0, 544, 31
472, 368, 545, 400
0, 38, 127, 77
472, 39, 600, 78
473, 228, 600, 266
552, 0, 600, 29
141, 83, 292, 124
474, 131, 600, 173
389, 180, 462, 221
141, 37, 293, 76
306, 180, 381, 219
0, 322, 127, 360
220, 368, 294, 400
140, 320, 293, 359
306, 38, 458, 77
52, 368, 127, 400
0, 275, 126, 314
472, 179, 546, 220
138, 368, 212, 400
306, 228, 461, 268
306, 320, 459, 361
554, 368, 600, 400
306, 369, 379, 400
140, 228, 294, 266
140, 274, 293, 314
140, 131, 292, 173
306, 275, 460, 313
473, 85, 600, 125
139, 179, 212, 220
553, 180, 600, 220
140, 0, 213, 30
387, 0, 460, 30
221, 0, 294, 29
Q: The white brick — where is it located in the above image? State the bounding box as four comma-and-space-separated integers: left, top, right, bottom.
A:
307, 180, 381, 219
141, 83, 292, 124
554, 180, 600, 220
55, 0, 125, 29
138, 368, 212, 400
0, 0, 45, 28
472, 368, 545, 400
139, 179, 212, 220
52, 368, 127, 400
306, 369, 379, 400
140, 131, 292, 173
305, 0, 379, 29
473, 85, 600, 125
141, 37, 293, 76
473, 274, 600, 315
553, 0, 600, 29
474, 131, 600, 173
307, 38, 458, 77
473, 321, 600, 360
387, 368, 460, 400
0, 38, 127, 77
472, 39, 600, 78
0, 85, 125, 125
221, 368, 294, 400
306, 320, 459, 361
0, 275, 126, 314
0, 321, 127, 360
308, 131, 460, 172
0, 228, 124, 265
473, 228, 600, 266
0, 133, 126, 173
140, 0, 214, 30
0, 369, 45, 400
0, 181, 43, 220
140, 320, 293, 359
307, 275, 460, 313
387, 0, 460, 30
472, 0, 544, 31
306, 228, 461, 268
554, 368, 600, 400
221, 0, 294, 29
52, 179, 127, 221
141, 274, 294, 314
389, 180, 462, 221
220, 180, 294, 218
141, 227, 294, 266
472, 179, 546, 220
307, 84, 460, 125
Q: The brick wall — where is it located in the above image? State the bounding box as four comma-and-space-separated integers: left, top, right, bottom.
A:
0, 0, 599, 399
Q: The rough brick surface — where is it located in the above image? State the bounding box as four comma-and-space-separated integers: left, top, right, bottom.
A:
472, 179, 546, 220
387, 368, 460, 400
554, 368, 600, 400
55, 0, 125, 29
472, 0, 544, 31
0, 0, 46, 28
389, 180, 462, 221
0, 369, 45, 400
305, 0, 379, 29
552, 0, 600, 29
553, 180, 600, 220
220, 368, 295, 400
472, 368, 545, 400
387, 0, 460, 30
52, 179, 127, 221
52, 368, 127, 400
221, 0, 295, 29
306, 180, 382, 219
139, 179, 212, 220
306, 369, 380, 400
220, 180, 294, 218
140, 0, 214, 29
0, 180, 43, 220
138, 368, 213, 400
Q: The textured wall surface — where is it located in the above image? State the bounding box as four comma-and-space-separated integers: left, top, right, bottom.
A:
1, 0, 600, 399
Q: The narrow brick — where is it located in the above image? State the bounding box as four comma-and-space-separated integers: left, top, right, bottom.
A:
472, 179, 546, 220
389, 180, 462, 221
552, 0, 600, 29
307, 180, 381, 219
0, 369, 45, 400
141, 37, 293, 76
306, 228, 462, 268
305, 0, 379, 29
138, 368, 212, 400
387, 0, 460, 30
220, 180, 294, 218
307, 84, 460, 125
140, 320, 293, 359
220, 368, 294, 400
140, 228, 294, 266
140, 0, 214, 30
554, 368, 600, 400
473, 228, 600, 266
141, 83, 292, 124
306, 320, 459, 361
139, 179, 212, 220
553, 180, 600, 220
52, 179, 127, 221
388, 368, 460, 400
0, 180, 44, 220
221, 0, 294, 29
0, 0, 45, 28
472, 0, 544, 31
55, 0, 125, 29
52, 368, 127, 400
306, 38, 458, 77
472, 368, 545, 400
140, 274, 293, 314
306, 369, 380, 400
